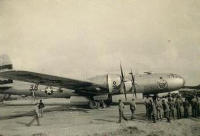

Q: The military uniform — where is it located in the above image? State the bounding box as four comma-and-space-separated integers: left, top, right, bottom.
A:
191, 97, 198, 118
162, 99, 170, 122
118, 100, 127, 123
27, 103, 40, 126
156, 99, 163, 120
151, 100, 157, 123
145, 97, 150, 119
129, 99, 136, 120
38, 100, 45, 117
168, 93, 172, 103
175, 97, 182, 119
197, 97, 200, 117
145, 97, 152, 120
162, 98, 167, 118
169, 98, 176, 119
183, 99, 190, 118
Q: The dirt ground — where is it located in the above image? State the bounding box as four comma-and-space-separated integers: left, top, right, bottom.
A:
0, 104, 199, 136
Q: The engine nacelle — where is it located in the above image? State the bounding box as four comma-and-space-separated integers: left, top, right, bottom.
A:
88, 74, 132, 94
107, 74, 121, 93
88, 74, 121, 94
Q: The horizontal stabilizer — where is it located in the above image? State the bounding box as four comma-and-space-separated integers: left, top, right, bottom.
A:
184, 84, 200, 89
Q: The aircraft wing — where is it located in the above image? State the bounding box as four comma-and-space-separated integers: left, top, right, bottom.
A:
183, 85, 200, 89
0, 70, 108, 95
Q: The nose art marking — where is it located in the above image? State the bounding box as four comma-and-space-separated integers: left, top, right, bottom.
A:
157, 77, 168, 89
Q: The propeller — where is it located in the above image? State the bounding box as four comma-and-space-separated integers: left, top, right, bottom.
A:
120, 64, 127, 101
129, 69, 137, 98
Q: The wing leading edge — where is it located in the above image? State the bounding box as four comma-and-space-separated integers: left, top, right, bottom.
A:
0, 70, 108, 95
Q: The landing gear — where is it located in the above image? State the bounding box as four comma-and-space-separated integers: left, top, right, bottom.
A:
88, 100, 108, 109
3, 94, 11, 100
0, 94, 11, 102
105, 94, 112, 107
88, 95, 111, 109
89, 100, 100, 109
100, 100, 107, 108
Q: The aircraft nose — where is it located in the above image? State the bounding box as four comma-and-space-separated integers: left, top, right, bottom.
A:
182, 77, 185, 86
168, 74, 185, 90
177, 76, 185, 87
179, 77, 185, 87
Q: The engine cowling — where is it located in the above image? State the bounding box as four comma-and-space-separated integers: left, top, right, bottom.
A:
88, 74, 132, 94
107, 74, 121, 93
88, 74, 121, 93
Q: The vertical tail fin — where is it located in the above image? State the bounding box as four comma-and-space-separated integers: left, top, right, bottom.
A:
0, 54, 13, 71
0, 55, 13, 86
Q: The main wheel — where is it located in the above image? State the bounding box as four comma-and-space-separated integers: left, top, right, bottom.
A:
102, 101, 107, 108
89, 100, 98, 109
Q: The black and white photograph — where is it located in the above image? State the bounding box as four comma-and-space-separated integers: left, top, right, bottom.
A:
0, 0, 200, 136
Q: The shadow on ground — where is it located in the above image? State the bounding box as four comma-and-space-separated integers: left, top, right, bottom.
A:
0, 106, 89, 120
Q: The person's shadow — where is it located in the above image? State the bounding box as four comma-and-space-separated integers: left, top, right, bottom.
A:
94, 119, 116, 123
16, 121, 28, 126
0, 106, 89, 120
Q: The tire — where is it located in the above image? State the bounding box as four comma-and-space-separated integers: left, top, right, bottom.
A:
102, 102, 107, 108
89, 100, 98, 109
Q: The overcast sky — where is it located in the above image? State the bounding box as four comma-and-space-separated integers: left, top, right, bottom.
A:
0, 0, 200, 85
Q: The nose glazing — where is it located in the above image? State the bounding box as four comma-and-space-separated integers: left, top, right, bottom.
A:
180, 77, 185, 87
168, 74, 185, 90
177, 75, 185, 87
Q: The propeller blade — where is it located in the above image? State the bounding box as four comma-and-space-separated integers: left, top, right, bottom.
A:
129, 69, 137, 98
120, 63, 124, 81
123, 82, 127, 100
120, 64, 127, 100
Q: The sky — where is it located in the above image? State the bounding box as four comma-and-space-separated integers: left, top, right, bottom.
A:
0, 0, 200, 85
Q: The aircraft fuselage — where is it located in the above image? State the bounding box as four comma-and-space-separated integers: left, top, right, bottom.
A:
88, 73, 185, 95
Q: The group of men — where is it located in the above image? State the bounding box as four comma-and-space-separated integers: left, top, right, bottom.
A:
118, 98, 136, 123
117, 93, 200, 123
144, 94, 200, 123
27, 93, 200, 126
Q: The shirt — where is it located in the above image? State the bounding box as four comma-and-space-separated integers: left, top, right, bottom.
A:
118, 102, 125, 112
130, 101, 136, 110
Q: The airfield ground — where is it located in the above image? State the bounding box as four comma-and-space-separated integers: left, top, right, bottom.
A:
0, 104, 200, 136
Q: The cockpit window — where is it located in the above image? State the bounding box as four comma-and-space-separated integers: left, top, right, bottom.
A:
168, 74, 181, 78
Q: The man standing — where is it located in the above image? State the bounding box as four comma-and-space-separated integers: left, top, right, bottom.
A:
175, 95, 182, 119
38, 99, 45, 117
168, 93, 172, 102
156, 98, 163, 120
151, 99, 157, 123
27, 103, 40, 126
183, 98, 190, 118
197, 97, 200, 117
191, 96, 198, 118
129, 98, 136, 120
169, 98, 176, 120
145, 96, 151, 120
118, 99, 128, 123
162, 97, 167, 118
162, 99, 170, 122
